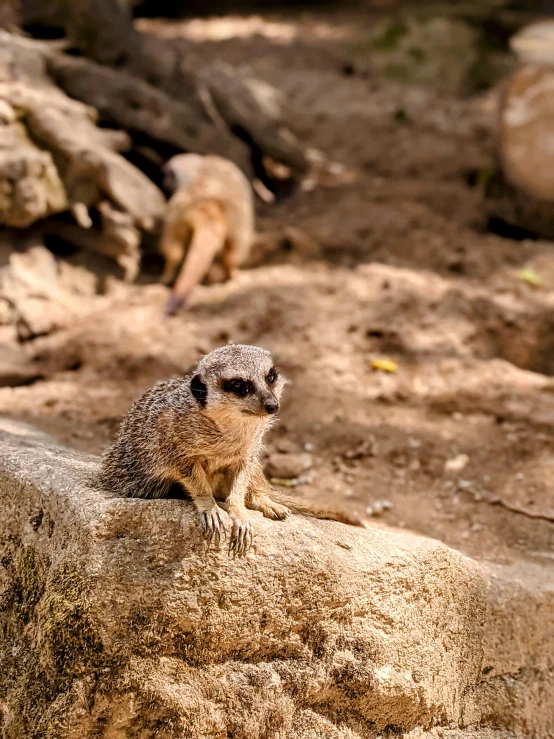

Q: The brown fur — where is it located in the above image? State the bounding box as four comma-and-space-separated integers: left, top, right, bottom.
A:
98, 345, 362, 556
160, 154, 254, 315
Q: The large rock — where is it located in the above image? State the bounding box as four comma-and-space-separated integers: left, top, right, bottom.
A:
353, 14, 511, 95
0, 420, 552, 738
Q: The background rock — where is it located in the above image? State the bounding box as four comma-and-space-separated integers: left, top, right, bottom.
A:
265, 450, 313, 479
352, 14, 512, 95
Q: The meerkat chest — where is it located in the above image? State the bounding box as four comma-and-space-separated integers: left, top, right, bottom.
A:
209, 417, 264, 457
200, 425, 262, 484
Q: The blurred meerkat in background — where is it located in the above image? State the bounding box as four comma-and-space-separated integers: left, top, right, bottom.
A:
160, 154, 254, 316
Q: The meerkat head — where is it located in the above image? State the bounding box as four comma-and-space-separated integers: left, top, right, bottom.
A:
163, 153, 205, 195
189, 344, 285, 424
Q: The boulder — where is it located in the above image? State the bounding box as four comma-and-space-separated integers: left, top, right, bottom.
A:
264, 451, 313, 480
353, 15, 511, 95
0, 420, 552, 737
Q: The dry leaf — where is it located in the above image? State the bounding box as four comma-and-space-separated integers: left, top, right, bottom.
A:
370, 358, 398, 373
517, 268, 541, 288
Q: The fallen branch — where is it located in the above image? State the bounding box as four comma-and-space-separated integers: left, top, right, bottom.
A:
483, 493, 554, 523
48, 53, 252, 174
52, 0, 308, 175
0, 32, 167, 280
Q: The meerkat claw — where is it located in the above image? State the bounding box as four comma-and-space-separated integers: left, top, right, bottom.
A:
201, 508, 226, 547
229, 519, 253, 557
270, 504, 291, 520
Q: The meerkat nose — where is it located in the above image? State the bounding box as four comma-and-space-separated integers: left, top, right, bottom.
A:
264, 399, 279, 414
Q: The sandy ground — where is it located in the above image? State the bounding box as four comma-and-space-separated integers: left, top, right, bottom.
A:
1, 6, 554, 570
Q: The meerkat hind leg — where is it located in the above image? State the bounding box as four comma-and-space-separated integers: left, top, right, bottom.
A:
165, 202, 227, 316
247, 489, 291, 520
160, 247, 182, 286
205, 262, 228, 285
160, 224, 189, 286
246, 464, 291, 520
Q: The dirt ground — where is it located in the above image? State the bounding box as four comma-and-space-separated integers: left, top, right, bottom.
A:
2, 6, 554, 570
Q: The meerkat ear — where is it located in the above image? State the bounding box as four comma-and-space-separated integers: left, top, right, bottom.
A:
191, 374, 208, 406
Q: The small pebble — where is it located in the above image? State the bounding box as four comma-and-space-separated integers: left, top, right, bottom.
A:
365, 500, 392, 517
444, 453, 469, 473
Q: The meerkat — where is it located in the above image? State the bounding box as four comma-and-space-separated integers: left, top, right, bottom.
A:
98, 344, 362, 556
160, 154, 254, 316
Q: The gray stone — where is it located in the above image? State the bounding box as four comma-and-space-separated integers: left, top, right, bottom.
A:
265, 451, 313, 480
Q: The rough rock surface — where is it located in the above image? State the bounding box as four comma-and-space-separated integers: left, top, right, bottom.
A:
0, 420, 552, 738
0, 342, 41, 386
0, 245, 101, 340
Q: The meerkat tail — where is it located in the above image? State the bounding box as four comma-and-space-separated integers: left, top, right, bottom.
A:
267, 489, 366, 527
165, 202, 227, 316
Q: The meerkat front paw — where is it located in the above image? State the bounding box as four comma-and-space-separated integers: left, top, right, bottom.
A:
200, 507, 226, 547
229, 517, 253, 557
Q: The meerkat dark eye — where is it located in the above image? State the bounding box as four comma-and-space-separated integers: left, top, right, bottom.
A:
223, 378, 253, 397
266, 367, 278, 385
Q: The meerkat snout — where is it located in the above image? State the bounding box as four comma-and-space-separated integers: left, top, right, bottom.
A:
264, 397, 279, 414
